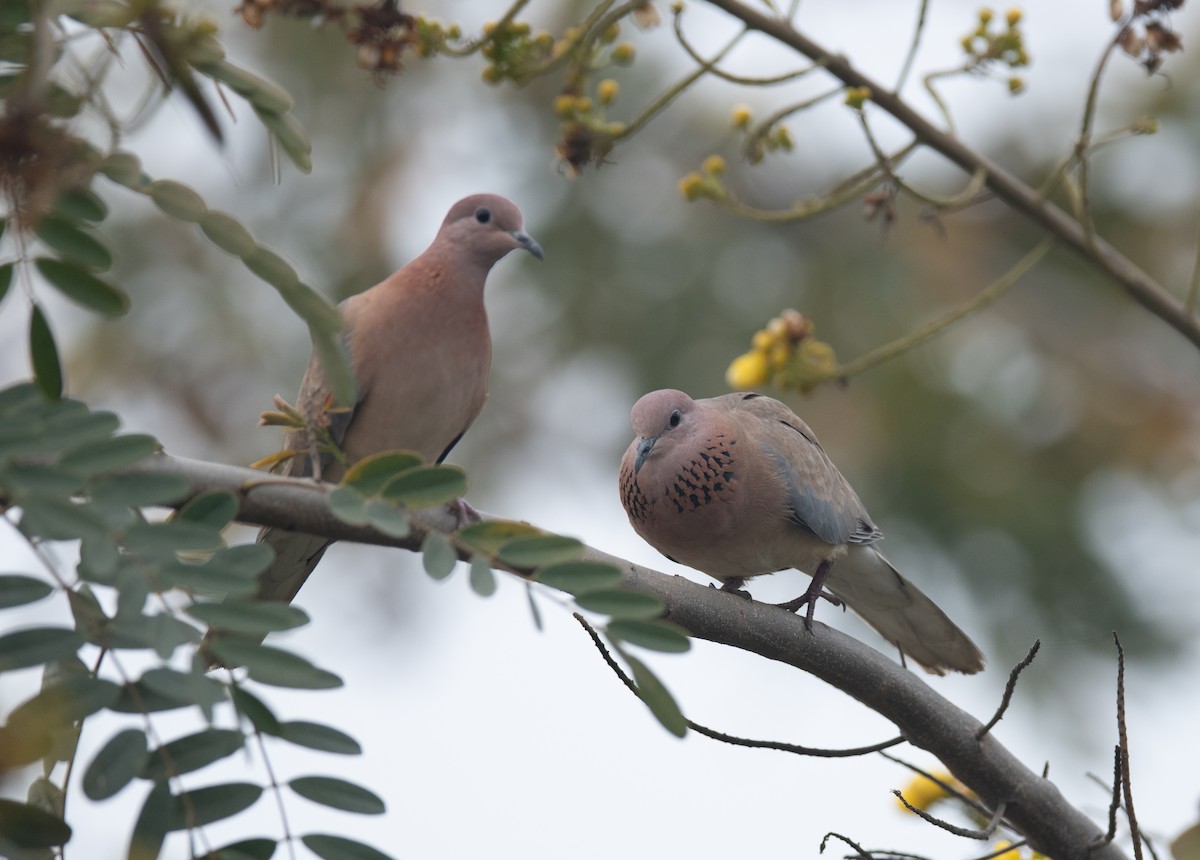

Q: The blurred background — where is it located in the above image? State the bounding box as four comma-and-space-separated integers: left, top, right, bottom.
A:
2, 0, 1199, 856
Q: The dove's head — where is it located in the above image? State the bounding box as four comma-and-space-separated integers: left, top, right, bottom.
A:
440, 194, 544, 267
628, 389, 699, 474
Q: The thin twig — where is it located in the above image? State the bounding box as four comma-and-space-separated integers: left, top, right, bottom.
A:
702, 0, 1200, 351
976, 640, 1041, 739
1186, 218, 1200, 315
1090, 746, 1122, 851
836, 239, 1054, 381
1113, 634, 1144, 860
892, 790, 997, 839
879, 751, 995, 820
574, 613, 904, 758
820, 831, 876, 859
894, 0, 930, 94
1075, 26, 1129, 244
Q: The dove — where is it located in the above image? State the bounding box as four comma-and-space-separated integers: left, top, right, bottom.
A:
619, 389, 984, 675
255, 193, 542, 606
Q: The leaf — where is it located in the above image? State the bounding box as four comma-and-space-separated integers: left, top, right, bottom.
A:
8, 675, 121, 726
199, 210, 256, 257
206, 641, 342, 690
421, 532, 457, 581
622, 651, 687, 737
0, 627, 84, 673
53, 186, 108, 222
140, 729, 244, 781
148, 179, 207, 223
78, 536, 120, 583
0, 799, 71, 849
278, 721, 361, 755
342, 451, 423, 496
18, 498, 110, 542
123, 520, 223, 557
203, 59, 294, 113
312, 327, 357, 407
59, 433, 158, 477
29, 303, 62, 400
82, 728, 148, 800
573, 589, 665, 619
380, 465, 467, 508
34, 215, 113, 270
129, 779, 170, 860
139, 668, 224, 711
187, 601, 309, 634
456, 520, 544, 554
0, 574, 54, 609
328, 485, 369, 526
365, 500, 410, 538
288, 777, 384, 815
302, 834, 393, 860
254, 107, 312, 173
533, 560, 623, 595
525, 582, 543, 632
606, 619, 691, 654
164, 783, 263, 830
201, 838, 277, 860
468, 555, 496, 597
175, 490, 239, 528
88, 473, 191, 508
99, 150, 144, 188
496, 535, 584, 569
159, 544, 273, 596
231, 686, 281, 736
110, 679, 194, 715
34, 257, 129, 316
0, 262, 13, 305
242, 245, 299, 290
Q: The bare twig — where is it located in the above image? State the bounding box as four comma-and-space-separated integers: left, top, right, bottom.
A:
976, 639, 1041, 739
894, 0, 930, 94
836, 239, 1054, 381
1113, 634, 1144, 860
1091, 746, 1122, 850
820, 831, 876, 858
573, 613, 904, 758
879, 751, 995, 821
700, 0, 1200, 351
892, 791, 1003, 840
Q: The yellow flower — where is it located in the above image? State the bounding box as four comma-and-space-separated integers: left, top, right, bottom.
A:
731, 105, 752, 129
843, 86, 871, 109
597, 79, 619, 105
991, 840, 1022, 860
702, 154, 727, 176
726, 351, 771, 389
1005, 7, 1022, 26
678, 173, 706, 201
896, 771, 954, 812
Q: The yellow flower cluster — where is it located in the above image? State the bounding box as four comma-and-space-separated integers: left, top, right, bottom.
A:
725, 310, 839, 394
961, 6, 1031, 96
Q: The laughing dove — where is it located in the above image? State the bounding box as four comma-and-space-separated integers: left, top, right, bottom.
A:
619, 389, 984, 675
256, 193, 543, 606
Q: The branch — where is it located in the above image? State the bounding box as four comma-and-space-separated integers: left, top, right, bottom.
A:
700, 0, 1200, 351
133, 452, 1128, 860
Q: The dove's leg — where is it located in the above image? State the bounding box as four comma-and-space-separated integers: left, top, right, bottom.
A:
775, 559, 843, 627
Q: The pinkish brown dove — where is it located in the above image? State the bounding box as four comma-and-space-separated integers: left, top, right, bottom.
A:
256, 194, 542, 606
619, 389, 984, 675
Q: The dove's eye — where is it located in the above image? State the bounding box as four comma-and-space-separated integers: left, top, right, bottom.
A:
475, 207, 492, 224
668, 410, 682, 429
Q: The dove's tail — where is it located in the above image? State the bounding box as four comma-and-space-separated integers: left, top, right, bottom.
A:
825, 545, 985, 675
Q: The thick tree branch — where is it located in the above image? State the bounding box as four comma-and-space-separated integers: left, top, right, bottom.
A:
133, 452, 1127, 860
701, 0, 1200, 351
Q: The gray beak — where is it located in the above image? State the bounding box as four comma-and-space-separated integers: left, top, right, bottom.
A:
513, 230, 544, 261
634, 436, 656, 474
